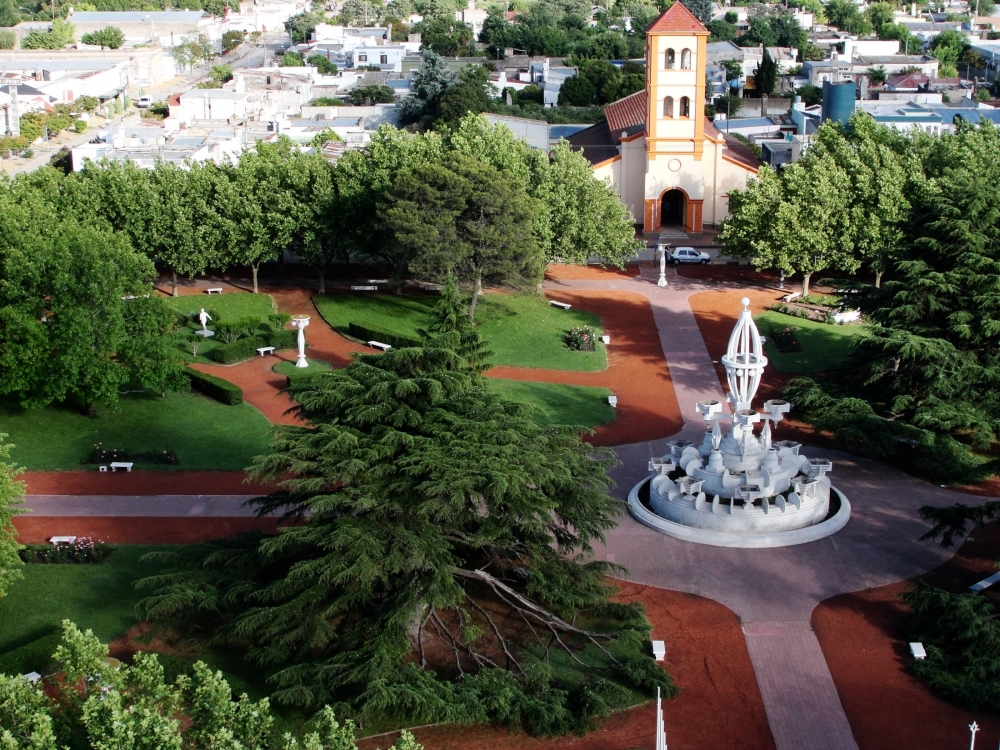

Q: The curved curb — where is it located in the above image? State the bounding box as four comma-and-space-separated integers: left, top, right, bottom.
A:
627, 479, 852, 548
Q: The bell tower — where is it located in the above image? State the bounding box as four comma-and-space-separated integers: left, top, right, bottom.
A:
645, 2, 709, 160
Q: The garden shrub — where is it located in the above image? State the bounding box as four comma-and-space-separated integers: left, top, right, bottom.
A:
348, 322, 422, 349
187, 366, 244, 405
566, 325, 598, 351
73, 119, 86, 133
265, 329, 297, 349
212, 336, 263, 364
769, 326, 801, 353
19, 537, 113, 564
215, 316, 261, 344
269, 312, 291, 329
83, 442, 178, 465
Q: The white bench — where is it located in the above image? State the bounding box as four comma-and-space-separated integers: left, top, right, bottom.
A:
110, 462, 134, 472
910, 642, 927, 660
969, 571, 1000, 592
50, 536, 77, 545
351, 285, 378, 291
257, 346, 276, 357
601, 335, 610, 345
22, 672, 41, 684
206, 288, 223, 295
652, 640, 666, 661
549, 300, 572, 310
425, 284, 443, 292
98, 465, 108, 472
368, 341, 392, 352
782, 292, 801, 303
608, 396, 618, 407
368, 279, 388, 284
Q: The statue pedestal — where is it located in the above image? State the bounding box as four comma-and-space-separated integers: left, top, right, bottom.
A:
195, 330, 215, 337
657, 273, 668, 288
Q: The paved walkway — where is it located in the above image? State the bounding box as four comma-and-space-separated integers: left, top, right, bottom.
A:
546, 267, 973, 750
24, 495, 263, 517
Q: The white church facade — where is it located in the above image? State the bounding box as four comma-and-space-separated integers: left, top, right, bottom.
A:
568, 2, 760, 234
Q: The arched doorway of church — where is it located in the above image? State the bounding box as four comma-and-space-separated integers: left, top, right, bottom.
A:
660, 189, 685, 229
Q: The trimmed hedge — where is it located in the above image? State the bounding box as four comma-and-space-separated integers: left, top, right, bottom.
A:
0, 631, 61, 677
187, 367, 243, 405
266, 329, 297, 349
212, 336, 262, 364
348, 322, 422, 349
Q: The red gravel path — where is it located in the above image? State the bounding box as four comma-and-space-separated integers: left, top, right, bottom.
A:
13, 516, 283, 544
359, 581, 774, 750
813, 522, 1000, 750
545, 263, 641, 280
21, 470, 269, 495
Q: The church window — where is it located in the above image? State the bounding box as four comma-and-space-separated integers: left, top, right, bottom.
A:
665, 48, 675, 69
681, 49, 692, 69
663, 96, 674, 117
680, 96, 690, 117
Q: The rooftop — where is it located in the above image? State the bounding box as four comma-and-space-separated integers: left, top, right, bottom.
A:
648, 2, 708, 34
68, 10, 209, 22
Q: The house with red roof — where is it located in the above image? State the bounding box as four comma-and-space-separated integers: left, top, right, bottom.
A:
568, 2, 759, 234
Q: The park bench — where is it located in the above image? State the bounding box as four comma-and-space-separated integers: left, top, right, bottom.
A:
425, 284, 443, 292
98, 465, 108, 472
601, 335, 610, 344
651, 640, 666, 661
50, 536, 77, 545
781, 292, 800, 303
206, 288, 224, 295
970, 571, 1000, 592
910, 642, 927, 660
22, 672, 41, 683
608, 395, 618, 407
351, 285, 378, 291
549, 300, 572, 310
368, 279, 388, 284
257, 346, 276, 357
368, 341, 392, 352
110, 462, 134, 472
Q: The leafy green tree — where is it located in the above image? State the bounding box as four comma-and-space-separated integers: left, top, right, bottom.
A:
824, 0, 872, 33
280, 50, 305, 67
0, 436, 25, 599
413, 15, 474, 55
679, 0, 713, 24
0, 220, 180, 412
437, 65, 492, 126
21, 18, 75, 49
0, 29, 14, 49
384, 151, 541, 316
398, 49, 456, 126
558, 73, 596, 106
208, 63, 232, 83
721, 149, 855, 295
754, 48, 778, 96
137, 346, 673, 730
707, 19, 736, 41
1, 621, 420, 750
284, 11, 324, 43
739, 17, 777, 47
81, 25, 124, 49
0, 0, 19, 27
222, 29, 243, 52
865, 2, 895, 30
307, 53, 338, 75
543, 140, 643, 268
347, 84, 395, 105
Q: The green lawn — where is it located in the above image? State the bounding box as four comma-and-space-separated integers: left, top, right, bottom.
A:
755, 310, 865, 373
487, 379, 614, 428
0, 390, 273, 471
313, 293, 607, 372
0, 547, 166, 673
273, 359, 333, 383
164, 293, 278, 363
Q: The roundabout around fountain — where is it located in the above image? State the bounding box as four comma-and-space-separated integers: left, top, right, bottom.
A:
628, 297, 851, 548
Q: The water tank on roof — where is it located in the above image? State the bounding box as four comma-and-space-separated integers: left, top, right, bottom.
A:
821, 80, 855, 126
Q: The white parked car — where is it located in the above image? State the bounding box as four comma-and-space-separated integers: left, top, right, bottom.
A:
135, 96, 153, 108
669, 246, 711, 265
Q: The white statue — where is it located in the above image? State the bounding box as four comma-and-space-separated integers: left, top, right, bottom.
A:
657, 244, 668, 288
195, 308, 215, 337
290, 314, 311, 368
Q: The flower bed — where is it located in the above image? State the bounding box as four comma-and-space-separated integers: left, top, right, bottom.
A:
566, 325, 598, 351
18, 537, 113, 564
770, 326, 801, 353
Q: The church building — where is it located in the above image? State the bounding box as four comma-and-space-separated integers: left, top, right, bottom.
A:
568, 2, 760, 234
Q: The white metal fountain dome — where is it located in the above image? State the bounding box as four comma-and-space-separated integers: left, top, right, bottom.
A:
627, 298, 851, 548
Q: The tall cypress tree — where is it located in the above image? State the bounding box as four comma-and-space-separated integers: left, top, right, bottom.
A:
422, 274, 493, 373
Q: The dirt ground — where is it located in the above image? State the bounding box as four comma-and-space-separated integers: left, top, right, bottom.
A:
21, 470, 269, 495
12, 516, 283, 544
545, 264, 641, 280
359, 581, 774, 750
813, 522, 1000, 750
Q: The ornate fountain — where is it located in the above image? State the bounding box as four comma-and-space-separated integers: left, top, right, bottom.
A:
628, 298, 851, 548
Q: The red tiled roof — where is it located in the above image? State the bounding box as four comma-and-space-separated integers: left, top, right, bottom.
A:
704, 117, 721, 139
722, 134, 761, 172
648, 2, 708, 34
604, 89, 647, 134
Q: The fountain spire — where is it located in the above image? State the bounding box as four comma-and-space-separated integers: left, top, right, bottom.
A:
721, 297, 767, 411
